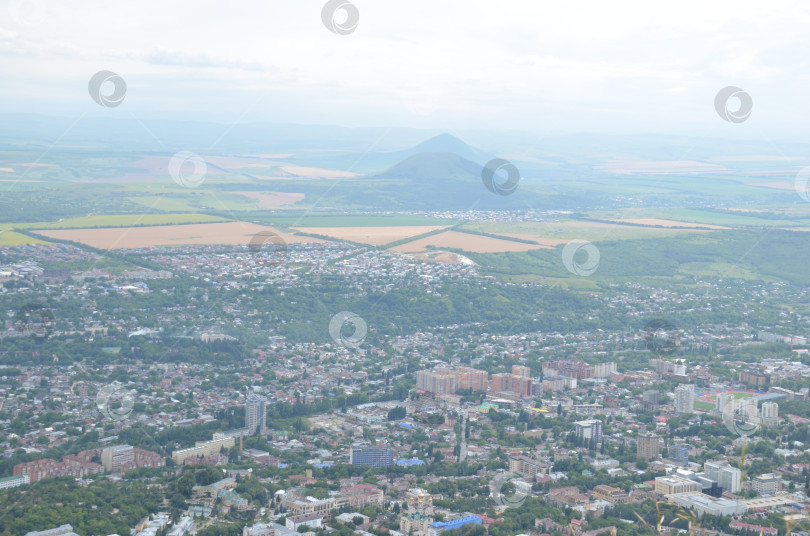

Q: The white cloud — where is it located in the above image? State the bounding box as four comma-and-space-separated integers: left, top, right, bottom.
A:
0, 0, 809, 138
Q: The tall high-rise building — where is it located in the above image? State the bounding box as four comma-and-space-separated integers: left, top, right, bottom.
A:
574, 419, 602, 443
718, 465, 742, 494
542, 360, 591, 380
715, 392, 734, 415
101, 445, 134, 472
416, 367, 489, 395
416, 370, 456, 395
512, 365, 531, 378
641, 390, 660, 410
739, 369, 770, 387
245, 393, 268, 435
760, 401, 779, 427
491, 373, 532, 397
637, 433, 663, 461
349, 447, 394, 467
667, 443, 689, 465
704, 460, 742, 493
674, 384, 695, 414
591, 362, 618, 379
704, 460, 724, 482
451, 367, 489, 391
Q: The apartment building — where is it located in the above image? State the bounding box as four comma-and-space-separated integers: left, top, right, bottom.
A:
637, 433, 663, 461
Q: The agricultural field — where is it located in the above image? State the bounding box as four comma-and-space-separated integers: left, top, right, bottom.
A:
235, 191, 306, 208
18, 213, 228, 230
459, 220, 706, 243
587, 207, 810, 228
675, 261, 774, 281
459, 228, 810, 286
608, 218, 729, 229
35, 222, 325, 249
246, 213, 453, 228
120, 188, 259, 212
0, 230, 49, 246
292, 225, 450, 245
393, 230, 546, 253
125, 196, 202, 212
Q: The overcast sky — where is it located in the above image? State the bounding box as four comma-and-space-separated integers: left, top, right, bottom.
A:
2, 0, 810, 140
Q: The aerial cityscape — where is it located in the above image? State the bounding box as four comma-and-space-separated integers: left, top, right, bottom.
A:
2, 1, 810, 536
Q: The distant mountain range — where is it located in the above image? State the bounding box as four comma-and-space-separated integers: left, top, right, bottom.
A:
1, 114, 805, 211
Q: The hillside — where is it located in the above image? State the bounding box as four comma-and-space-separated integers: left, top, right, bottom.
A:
395, 133, 494, 164
373, 152, 484, 182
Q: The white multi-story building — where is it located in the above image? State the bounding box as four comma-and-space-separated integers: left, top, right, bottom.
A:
752, 474, 780, 496
674, 384, 695, 414
704, 460, 742, 493
760, 402, 779, 428
704, 460, 723, 482
715, 393, 734, 414
719, 465, 742, 494
245, 393, 268, 435
101, 445, 134, 472
0, 474, 29, 490
590, 362, 617, 379
574, 419, 603, 443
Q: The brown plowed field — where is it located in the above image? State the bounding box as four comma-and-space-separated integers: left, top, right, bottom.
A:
38, 222, 327, 249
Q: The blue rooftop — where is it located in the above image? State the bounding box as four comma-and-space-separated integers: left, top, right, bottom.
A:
396, 458, 425, 466
753, 392, 786, 402
429, 516, 481, 530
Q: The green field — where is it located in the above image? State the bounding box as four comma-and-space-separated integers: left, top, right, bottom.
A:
461, 220, 700, 242
463, 229, 810, 287
0, 230, 49, 245
676, 261, 777, 281
125, 196, 203, 212
242, 213, 453, 228
18, 213, 228, 230
586, 207, 810, 228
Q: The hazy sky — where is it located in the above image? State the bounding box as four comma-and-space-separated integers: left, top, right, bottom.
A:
2, 0, 810, 139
